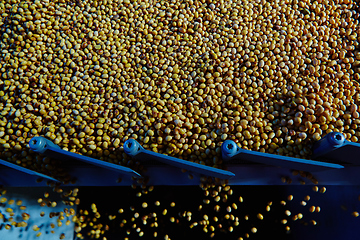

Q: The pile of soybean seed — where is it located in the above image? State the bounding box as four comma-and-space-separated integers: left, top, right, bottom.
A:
0, 0, 360, 177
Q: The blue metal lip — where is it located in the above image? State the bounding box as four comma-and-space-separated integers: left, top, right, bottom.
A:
222, 140, 344, 172
312, 132, 360, 165
12, 134, 360, 186
0, 159, 59, 182
124, 139, 235, 179
29, 137, 142, 178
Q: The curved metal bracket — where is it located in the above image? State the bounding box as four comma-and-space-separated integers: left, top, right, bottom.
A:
0, 159, 59, 182
123, 139, 235, 179
29, 137, 141, 178
312, 132, 360, 164
221, 140, 344, 172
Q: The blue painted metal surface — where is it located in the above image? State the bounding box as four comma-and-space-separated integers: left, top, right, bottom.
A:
4, 163, 360, 186
7, 135, 357, 186
221, 140, 344, 172
29, 137, 141, 178
2, 164, 355, 186
312, 132, 360, 164
123, 139, 235, 179
0, 159, 59, 183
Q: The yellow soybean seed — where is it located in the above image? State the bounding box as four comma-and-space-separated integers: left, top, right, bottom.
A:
0, 2, 359, 236
309, 206, 315, 213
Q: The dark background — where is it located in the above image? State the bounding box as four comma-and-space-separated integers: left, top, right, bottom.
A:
76, 185, 360, 240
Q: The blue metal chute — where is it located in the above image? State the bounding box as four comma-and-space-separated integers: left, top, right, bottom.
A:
15, 134, 360, 186
0, 159, 59, 182
221, 140, 344, 172
29, 136, 142, 178
123, 139, 235, 179
312, 132, 360, 164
